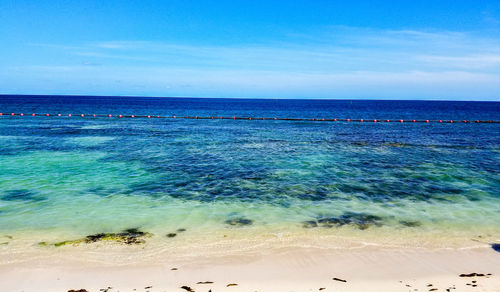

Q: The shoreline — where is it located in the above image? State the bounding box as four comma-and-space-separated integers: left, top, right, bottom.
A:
0, 244, 498, 291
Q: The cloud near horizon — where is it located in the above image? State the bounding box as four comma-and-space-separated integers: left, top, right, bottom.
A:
2, 27, 500, 100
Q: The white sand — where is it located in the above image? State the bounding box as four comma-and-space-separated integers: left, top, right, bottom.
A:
1, 244, 499, 292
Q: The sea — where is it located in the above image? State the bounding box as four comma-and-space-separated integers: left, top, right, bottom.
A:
0, 95, 499, 250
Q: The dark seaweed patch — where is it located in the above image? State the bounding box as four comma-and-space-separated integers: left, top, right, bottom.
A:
51, 228, 152, 246
225, 218, 253, 227
302, 220, 318, 228
166, 233, 177, 238
1, 189, 45, 202
303, 212, 383, 230
399, 220, 422, 227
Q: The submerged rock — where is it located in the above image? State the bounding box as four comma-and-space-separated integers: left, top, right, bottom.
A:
225, 218, 253, 227
1, 189, 45, 202
49, 228, 152, 247
303, 212, 383, 230
399, 220, 422, 227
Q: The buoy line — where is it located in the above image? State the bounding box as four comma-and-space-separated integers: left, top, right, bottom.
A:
0, 112, 499, 123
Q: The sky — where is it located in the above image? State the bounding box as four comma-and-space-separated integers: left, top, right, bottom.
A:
1, 0, 500, 100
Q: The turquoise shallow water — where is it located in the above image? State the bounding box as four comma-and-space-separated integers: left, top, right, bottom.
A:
0, 96, 499, 244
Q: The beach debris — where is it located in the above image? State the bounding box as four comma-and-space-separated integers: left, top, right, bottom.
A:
429, 288, 437, 291
180, 286, 195, 292
491, 243, 500, 252
226, 283, 238, 287
144, 286, 152, 289
48, 228, 152, 247
68, 289, 88, 292
304, 212, 383, 230
98, 287, 112, 292
319, 288, 326, 290
225, 218, 253, 227
171, 267, 178, 270
196, 281, 214, 284
459, 273, 487, 277
166, 233, 177, 238
332, 277, 347, 283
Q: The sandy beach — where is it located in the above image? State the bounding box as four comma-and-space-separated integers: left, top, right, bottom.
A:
1, 241, 499, 292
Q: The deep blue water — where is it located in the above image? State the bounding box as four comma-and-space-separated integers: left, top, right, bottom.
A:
1, 95, 500, 121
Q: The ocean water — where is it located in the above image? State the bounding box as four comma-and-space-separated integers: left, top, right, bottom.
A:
0, 95, 499, 248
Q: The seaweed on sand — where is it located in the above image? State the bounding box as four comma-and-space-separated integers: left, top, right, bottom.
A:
46, 228, 152, 247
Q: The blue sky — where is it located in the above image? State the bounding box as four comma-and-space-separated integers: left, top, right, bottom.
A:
1, 0, 500, 100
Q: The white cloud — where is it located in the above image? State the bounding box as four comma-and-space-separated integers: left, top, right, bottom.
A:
6, 27, 500, 100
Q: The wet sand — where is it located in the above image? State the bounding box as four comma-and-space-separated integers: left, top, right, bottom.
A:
0, 245, 499, 292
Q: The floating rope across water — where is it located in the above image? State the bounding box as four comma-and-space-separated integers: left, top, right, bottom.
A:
0, 112, 499, 123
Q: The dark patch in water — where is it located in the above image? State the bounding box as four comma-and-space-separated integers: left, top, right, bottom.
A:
177, 228, 186, 232
166, 233, 177, 238
303, 220, 318, 228
1, 189, 45, 202
399, 220, 422, 227
303, 212, 383, 230
225, 218, 253, 227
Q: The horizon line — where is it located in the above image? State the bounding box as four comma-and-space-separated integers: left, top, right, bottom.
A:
1, 93, 499, 103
